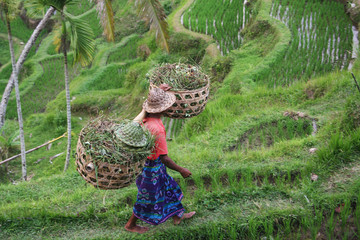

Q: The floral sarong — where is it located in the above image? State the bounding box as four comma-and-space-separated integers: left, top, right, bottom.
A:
133, 158, 185, 225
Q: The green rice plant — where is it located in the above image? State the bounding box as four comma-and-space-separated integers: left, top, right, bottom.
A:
192, 174, 206, 202
310, 207, 323, 240
266, 0, 354, 86
229, 223, 237, 240
248, 217, 260, 239
340, 200, 351, 232
274, 174, 284, 188
178, 177, 187, 195
356, 194, 360, 238
316, 128, 360, 170
326, 210, 336, 239
264, 218, 274, 239
343, 229, 349, 240
283, 218, 293, 236
286, 169, 292, 184
227, 169, 237, 190
261, 172, 270, 186
210, 171, 222, 191
209, 223, 221, 240
182, 0, 253, 55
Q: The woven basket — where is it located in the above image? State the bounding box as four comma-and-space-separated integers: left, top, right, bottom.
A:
150, 79, 210, 119
75, 137, 145, 190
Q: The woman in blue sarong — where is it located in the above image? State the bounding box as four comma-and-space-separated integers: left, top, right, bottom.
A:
125, 86, 195, 234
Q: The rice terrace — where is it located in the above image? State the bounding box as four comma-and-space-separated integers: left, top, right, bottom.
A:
0, 0, 360, 239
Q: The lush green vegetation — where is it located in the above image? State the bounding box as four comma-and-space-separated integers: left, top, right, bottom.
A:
0, 0, 359, 239
6, 55, 77, 119
182, 0, 252, 55
66, 0, 95, 16
265, 0, 354, 86
0, 17, 33, 42
107, 36, 141, 63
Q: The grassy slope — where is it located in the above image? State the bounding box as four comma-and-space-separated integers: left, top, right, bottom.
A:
1, 0, 360, 239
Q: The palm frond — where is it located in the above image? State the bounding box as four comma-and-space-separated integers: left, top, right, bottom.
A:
89, 0, 115, 42
0, 0, 21, 21
0, 136, 7, 146
52, 23, 63, 53
26, 0, 77, 12
135, 0, 169, 53
64, 12, 95, 66
24, 0, 49, 18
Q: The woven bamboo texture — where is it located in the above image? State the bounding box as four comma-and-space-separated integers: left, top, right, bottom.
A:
75, 137, 145, 190
151, 79, 210, 119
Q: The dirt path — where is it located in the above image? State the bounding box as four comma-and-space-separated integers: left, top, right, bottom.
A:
172, 0, 220, 57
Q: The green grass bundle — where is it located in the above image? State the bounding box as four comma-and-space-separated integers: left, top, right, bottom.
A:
80, 117, 155, 165
148, 63, 209, 91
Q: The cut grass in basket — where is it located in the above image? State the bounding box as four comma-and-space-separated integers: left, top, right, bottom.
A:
80, 116, 155, 165
148, 63, 209, 91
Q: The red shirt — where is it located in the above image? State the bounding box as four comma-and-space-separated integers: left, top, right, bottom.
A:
143, 117, 168, 160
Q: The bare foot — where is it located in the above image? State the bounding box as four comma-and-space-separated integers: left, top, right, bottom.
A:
124, 224, 149, 234
173, 211, 196, 225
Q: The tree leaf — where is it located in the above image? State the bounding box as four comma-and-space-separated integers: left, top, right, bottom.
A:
64, 12, 95, 66
90, 0, 115, 42
135, 0, 169, 53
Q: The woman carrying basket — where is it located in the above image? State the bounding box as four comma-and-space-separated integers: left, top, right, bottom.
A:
125, 85, 196, 234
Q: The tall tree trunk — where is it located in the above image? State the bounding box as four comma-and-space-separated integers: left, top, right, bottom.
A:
61, 17, 71, 172
5, 10, 27, 181
0, 7, 55, 131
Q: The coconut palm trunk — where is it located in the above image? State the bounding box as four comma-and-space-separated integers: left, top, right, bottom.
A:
61, 15, 71, 172
0, 7, 55, 131
5, 8, 27, 181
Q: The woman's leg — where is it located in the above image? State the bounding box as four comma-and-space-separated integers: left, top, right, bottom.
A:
124, 213, 149, 233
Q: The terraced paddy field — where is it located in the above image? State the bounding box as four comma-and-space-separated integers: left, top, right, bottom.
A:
182, 0, 252, 55
0, 0, 359, 239
265, 0, 356, 86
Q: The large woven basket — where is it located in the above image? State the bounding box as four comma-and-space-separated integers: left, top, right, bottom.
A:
151, 79, 210, 119
75, 137, 145, 190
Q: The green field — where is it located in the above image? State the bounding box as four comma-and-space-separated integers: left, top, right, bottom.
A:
0, 0, 359, 239
265, 0, 354, 86
182, 0, 252, 55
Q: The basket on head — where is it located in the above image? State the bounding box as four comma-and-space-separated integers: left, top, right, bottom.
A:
148, 63, 210, 119
148, 82, 210, 119
75, 137, 145, 190
163, 82, 209, 119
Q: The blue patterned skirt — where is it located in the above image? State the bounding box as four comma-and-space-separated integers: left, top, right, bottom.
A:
133, 158, 185, 225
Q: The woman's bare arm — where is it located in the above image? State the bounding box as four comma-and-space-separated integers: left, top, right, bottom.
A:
159, 154, 192, 178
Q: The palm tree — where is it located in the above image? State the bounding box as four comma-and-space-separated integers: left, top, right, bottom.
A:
91, 0, 169, 51
32, 0, 95, 171
1, 0, 28, 181
0, 0, 170, 132
0, 6, 55, 131
0, 0, 170, 173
